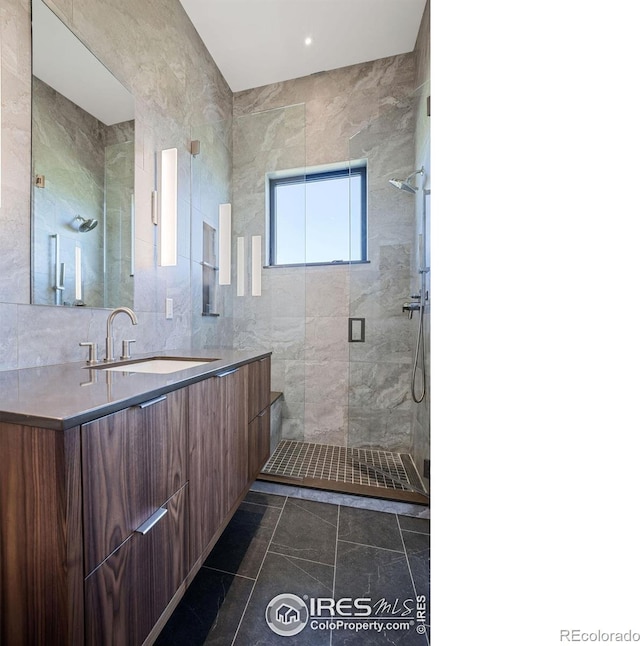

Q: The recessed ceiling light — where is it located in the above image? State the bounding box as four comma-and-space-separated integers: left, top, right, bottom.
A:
304, 36, 313, 46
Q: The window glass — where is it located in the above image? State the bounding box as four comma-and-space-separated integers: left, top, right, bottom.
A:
269, 165, 367, 266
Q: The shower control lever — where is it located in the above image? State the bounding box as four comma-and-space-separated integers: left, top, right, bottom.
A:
402, 301, 421, 319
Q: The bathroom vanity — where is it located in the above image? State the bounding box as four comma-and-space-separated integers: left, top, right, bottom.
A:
0, 350, 271, 645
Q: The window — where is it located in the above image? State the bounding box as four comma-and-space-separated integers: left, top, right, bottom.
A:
268, 164, 367, 266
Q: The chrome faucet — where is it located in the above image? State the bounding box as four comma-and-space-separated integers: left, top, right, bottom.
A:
105, 307, 138, 362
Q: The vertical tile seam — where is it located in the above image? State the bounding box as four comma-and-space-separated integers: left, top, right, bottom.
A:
330, 504, 341, 646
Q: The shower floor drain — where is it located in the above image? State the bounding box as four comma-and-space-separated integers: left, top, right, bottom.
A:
261, 440, 428, 495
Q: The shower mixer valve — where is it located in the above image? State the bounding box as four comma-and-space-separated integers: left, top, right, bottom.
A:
402, 299, 421, 319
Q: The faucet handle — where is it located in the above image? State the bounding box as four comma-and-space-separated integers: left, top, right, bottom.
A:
79, 342, 98, 365
121, 339, 136, 361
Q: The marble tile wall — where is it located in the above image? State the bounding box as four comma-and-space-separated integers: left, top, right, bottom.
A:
232, 55, 418, 451
0, 0, 233, 370
0, 0, 32, 306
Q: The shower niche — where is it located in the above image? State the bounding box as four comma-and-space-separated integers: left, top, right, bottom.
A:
201, 222, 220, 316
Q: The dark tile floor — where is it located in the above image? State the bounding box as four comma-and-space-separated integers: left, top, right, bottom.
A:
156, 491, 430, 645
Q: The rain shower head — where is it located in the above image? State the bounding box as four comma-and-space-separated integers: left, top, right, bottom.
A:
73, 215, 99, 232
389, 167, 425, 194
389, 178, 418, 194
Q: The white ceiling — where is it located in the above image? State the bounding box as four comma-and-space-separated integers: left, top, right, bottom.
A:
178, 0, 427, 92
31, 0, 425, 125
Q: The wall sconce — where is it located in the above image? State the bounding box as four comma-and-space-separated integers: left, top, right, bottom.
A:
158, 147, 178, 266
0, 32, 2, 210
251, 235, 262, 296
237, 237, 245, 296
219, 203, 231, 285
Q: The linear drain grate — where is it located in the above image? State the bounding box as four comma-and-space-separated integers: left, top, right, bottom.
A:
261, 440, 427, 494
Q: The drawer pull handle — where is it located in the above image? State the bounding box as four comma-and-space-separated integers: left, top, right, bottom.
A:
138, 395, 167, 409
135, 507, 167, 535
215, 368, 238, 378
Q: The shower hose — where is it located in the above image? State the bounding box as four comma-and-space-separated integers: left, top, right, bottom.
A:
411, 301, 427, 403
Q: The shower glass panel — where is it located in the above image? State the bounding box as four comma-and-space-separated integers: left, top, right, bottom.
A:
231, 105, 307, 441
104, 139, 134, 308
190, 118, 234, 348
347, 92, 419, 455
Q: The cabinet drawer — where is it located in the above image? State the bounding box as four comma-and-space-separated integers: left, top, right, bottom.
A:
84, 484, 188, 646
82, 389, 187, 573
248, 355, 270, 420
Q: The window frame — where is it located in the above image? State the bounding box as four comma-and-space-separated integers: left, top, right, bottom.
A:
267, 163, 368, 267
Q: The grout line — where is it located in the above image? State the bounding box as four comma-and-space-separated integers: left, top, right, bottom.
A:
330, 505, 341, 646
266, 550, 335, 569
229, 496, 288, 646
400, 526, 431, 536
397, 513, 419, 597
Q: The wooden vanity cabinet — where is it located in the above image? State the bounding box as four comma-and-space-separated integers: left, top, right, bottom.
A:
187, 365, 249, 569
81, 390, 187, 573
248, 410, 270, 480
248, 355, 270, 420
84, 485, 187, 646
248, 356, 271, 479
81, 389, 188, 645
0, 354, 270, 646
0, 422, 84, 645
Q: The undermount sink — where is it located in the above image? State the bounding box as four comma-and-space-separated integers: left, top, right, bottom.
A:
93, 357, 218, 374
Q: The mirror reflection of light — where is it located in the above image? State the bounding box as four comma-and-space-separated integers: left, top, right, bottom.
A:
304, 36, 312, 46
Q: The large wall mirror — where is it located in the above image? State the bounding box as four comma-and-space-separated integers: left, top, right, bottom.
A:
31, 0, 135, 308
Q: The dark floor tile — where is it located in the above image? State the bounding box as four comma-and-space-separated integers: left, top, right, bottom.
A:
269, 498, 338, 565
202, 576, 256, 646
333, 541, 428, 645
244, 491, 287, 508
155, 568, 254, 646
398, 515, 430, 535
234, 552, 333, 645
338, 506, 403, 551
402, 530, 430, 599
403, 530, 430, 631
204, 501, 281, 578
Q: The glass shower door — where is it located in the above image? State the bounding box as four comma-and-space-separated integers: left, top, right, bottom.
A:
346, 97, 417, 455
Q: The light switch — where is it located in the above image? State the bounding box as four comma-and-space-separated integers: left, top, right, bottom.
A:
165, 298, 173, 319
